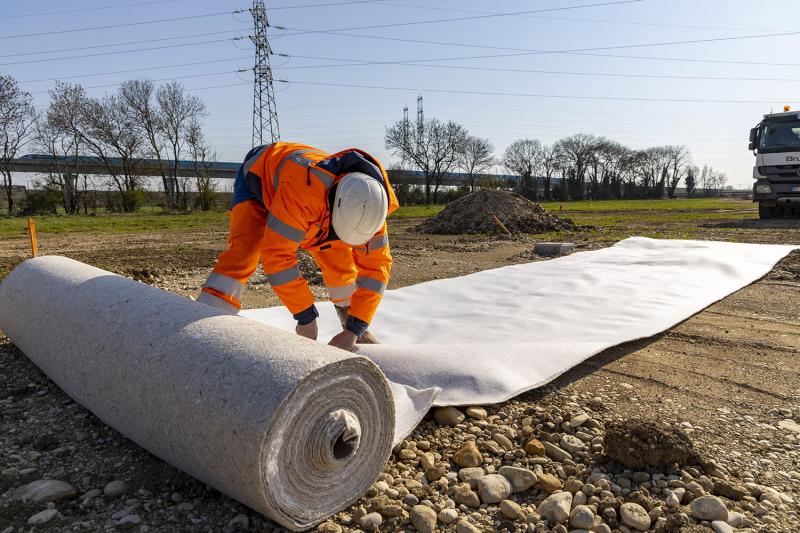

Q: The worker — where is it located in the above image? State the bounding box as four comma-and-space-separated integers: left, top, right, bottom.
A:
196, 142, 398, 352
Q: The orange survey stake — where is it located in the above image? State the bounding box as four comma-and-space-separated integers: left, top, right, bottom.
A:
27, 217, 38, 258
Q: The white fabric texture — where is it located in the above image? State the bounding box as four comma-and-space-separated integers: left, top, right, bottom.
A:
0, 257, 396, 532
243, 237, 797, 438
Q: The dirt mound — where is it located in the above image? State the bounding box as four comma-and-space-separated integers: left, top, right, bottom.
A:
415, 190, 576, 235
603, 420, 709, 471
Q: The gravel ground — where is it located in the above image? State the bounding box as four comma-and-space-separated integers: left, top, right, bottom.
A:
0, 214, 798, 532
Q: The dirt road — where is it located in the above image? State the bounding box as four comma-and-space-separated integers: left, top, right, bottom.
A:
0, 207, 799, 531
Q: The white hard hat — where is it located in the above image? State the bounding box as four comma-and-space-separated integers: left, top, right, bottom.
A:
331, 172, 388, 246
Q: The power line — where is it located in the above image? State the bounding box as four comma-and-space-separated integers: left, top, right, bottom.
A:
0, 9, 244, 40
29, 71, 243, 96
278, 27, 800, 68
275, 53, 800, 82
275, 1, 646, 35
275, 78, 798, 105
270, 0, 392, 10
0, 0, 189, 20
0, 38, 235, 67
19, 57, 250, 84
0, 29, 247, 60
370, 1, 777, 33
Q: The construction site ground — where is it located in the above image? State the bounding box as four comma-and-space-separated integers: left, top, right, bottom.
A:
0, 197, 798, 532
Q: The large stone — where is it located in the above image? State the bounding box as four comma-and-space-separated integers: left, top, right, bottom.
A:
690, 495, 728, 522
525, 439, 546, 456
410, 505, 437, 533
434, 406, 465, 426
454, 441, 483, 468
569, 505, 595, 530
620, 502, 651, 531
543, 441, 573, 462
477, 474, 512, 504
713, 479, 748, 501
499, 466, 537, 493
12, 480, 77, 503
559, 434, 585, 454
499, 499, 525, 520
104, 480, 127, 498
537, 473, 563, 493
456, 521, 482, 533
537, 491, 572, 524
465, 407, 487, 420
778, 419, 800, 433
711, 520, 734, 533
359, 512, 383, 531
454, 484, 481, 508
438, 508, 459, 524
458, 467, 485, 488
28, 509, 58, 526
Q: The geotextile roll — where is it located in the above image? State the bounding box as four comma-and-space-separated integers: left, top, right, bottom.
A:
0, 256, 395, 531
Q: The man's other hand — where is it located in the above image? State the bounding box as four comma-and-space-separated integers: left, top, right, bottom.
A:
295, 319, 318, 341
328, 330, 358, 352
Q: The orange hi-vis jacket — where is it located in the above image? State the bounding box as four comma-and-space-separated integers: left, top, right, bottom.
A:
198, 142, 399, 335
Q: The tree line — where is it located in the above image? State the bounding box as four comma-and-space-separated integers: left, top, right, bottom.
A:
385, 114, 729, 204
1, 74, 217, 215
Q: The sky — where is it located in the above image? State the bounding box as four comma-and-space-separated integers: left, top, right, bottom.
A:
3, 0, 799, 188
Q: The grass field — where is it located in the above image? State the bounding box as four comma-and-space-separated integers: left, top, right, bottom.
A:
0, 198, 757, 238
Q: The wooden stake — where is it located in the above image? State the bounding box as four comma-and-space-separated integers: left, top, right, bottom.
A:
489, 212, 512, 235
27, 218, 38, 258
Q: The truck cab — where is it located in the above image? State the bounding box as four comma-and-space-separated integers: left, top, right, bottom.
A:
750, 109, 800, 219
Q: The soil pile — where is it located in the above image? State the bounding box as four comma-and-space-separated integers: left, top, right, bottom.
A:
603, 420, 709, 470
415, 190, 575, 235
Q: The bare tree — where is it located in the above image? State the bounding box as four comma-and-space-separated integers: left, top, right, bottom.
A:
664, 145, 691, 199
554, 134, 598, 201
121, 79, 174, 209
502, 139, 544, 200
157, 81, 206, 210
457, 136, 494, 192
0, 75, 36, 214
385, 117, 468, 204
185, 120, 216, 211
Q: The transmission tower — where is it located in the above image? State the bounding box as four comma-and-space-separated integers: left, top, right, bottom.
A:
250, 0, 280, 148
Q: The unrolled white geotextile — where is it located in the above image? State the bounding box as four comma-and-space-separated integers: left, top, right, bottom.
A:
243, 237, 798, 432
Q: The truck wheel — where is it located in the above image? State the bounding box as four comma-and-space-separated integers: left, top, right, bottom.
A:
758, 205, 778, 219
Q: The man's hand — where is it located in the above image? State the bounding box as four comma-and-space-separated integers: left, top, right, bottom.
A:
295, 319, 318, 341
328, 330, 358, 352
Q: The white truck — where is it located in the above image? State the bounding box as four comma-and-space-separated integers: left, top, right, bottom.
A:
749, 107, 800, 219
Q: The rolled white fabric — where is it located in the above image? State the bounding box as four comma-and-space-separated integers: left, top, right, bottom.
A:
0, 256, 395, 531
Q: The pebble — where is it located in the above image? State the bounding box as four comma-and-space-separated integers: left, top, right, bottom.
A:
117, 515, 141, 529
454, 441, 483, 468
465, 407, 487, 420
316, 522, 342, 533
358, 512, 382, 531
559, 434, 585, 454
104, 480, 127, 498
499, 499, 524, 520
498, 466, 537, 493
711, 520, 734, 533
454, 484, 481, 508
12, 479, 77, 503
666, 492, 681, 507
228, 514, 249, 530
537, 491, 572, 524
569, 505, 594, 529
456, 520, 482, 533
620, 502, 651, 531
543, 441, 573, 462
28, 508, 58, 525
477, 474, 512, 504
458, 467, 485, 488
410, 505, 437, 533
525, 439, 546, 456
569, 413, 590, 427
537, 473, 563, 493
690, 495, 728, 521
726, 510, 745, 527
434, 406, 465, 426
438, 508, 459, 524
492, 433, 514, 451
